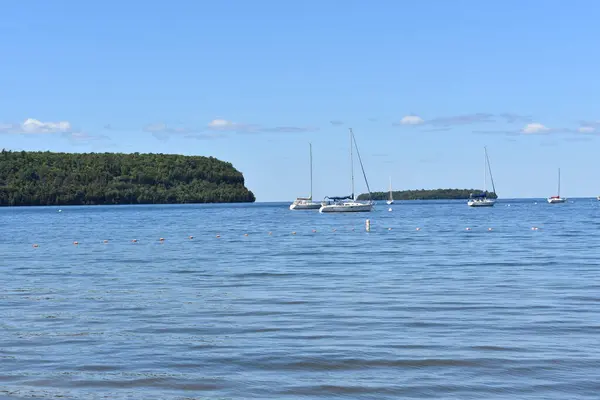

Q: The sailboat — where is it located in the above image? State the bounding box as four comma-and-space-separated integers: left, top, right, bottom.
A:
386, 176, 394, 205
468, 147, 496, 207
547, 168, 566, 204
290, 143, 321, 210
319, 128, 374, 213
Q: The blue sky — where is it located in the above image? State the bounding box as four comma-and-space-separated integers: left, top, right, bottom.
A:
1, 0, 599, 201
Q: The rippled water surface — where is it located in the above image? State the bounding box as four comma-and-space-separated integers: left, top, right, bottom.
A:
2, 199, 600, 399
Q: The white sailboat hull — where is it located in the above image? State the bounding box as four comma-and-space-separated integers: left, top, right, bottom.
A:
319, 202, 373, 213
468, 198, 495, 207
386, 200, 394, 205
290, 201, 321, 210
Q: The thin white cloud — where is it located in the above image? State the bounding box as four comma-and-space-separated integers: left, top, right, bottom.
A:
143, 123, 191, 134
261, 126, 319, 133
578, 126, 595, 133
522, 123, 550, 134
428, 113, 494, 126
206, 119, 259, 132
185, 133, 226, 140
499, 113, 532, 123
67, 132, 109, 141
395, 113, 494, 127
206, 119, 315, 134
0, 118, 73, 134
399, 115, 424, 125
208, 119, 235, 129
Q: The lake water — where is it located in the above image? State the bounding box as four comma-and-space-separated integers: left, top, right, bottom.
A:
1, 199, 600, 399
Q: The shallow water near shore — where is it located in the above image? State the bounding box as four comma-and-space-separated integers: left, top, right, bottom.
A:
2, 199, 600, 399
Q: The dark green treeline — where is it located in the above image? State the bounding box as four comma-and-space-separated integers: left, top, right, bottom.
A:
0, 150, 255, 206
357, 189, 498, 201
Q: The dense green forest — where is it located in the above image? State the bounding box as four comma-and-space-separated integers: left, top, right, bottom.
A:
357, 189, 498, 201
0, 150, 255, 206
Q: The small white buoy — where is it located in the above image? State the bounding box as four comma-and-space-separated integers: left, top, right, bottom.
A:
466, 227, 471, 231
388, 208, 392, 212
58, 209, 62, 213
416, 227, 421, 231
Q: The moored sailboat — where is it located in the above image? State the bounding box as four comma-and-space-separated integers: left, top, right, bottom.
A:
547, 168, 566, 204
386, 176, 394, 205
468, 147, 496, 207
320, 129, 374, 213
290, 143, 321, 210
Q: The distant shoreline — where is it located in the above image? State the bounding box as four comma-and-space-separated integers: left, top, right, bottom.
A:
357, 189, 498, 201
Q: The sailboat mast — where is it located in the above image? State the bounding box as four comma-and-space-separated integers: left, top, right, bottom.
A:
483, 148, 487, 192
485, 146, 496, 195
389, 176, 392, 201
349, 128, 355, 200
309, 143, 313, 200
558, 168, 561, 197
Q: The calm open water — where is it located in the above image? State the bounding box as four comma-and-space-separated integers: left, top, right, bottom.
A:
1, 199, 600, 399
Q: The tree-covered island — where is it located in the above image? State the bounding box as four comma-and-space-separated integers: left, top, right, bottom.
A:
357, 189, 498, 201
0, 150, 255, 206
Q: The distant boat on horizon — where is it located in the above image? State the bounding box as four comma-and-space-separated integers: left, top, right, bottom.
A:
468, 147, 496, 207
290, 143, 321, 210
320, 128, 374, 213
386, 176, 394, 205
547, 168, 566, 204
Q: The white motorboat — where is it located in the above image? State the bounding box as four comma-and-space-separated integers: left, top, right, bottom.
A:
468, 147, 497, 207
320, 128, 374, 213
290, 143, 321, 210
547, 168, 566, 204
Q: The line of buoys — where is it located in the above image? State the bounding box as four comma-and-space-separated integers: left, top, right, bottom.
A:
31, 226, 551, 248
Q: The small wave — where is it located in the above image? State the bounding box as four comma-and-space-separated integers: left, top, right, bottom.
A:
254, 357, 485, 371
